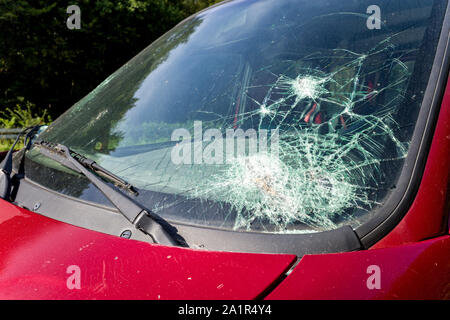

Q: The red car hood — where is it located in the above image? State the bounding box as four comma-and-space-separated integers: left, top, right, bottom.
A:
0, 198, 449, 299
0, 199, 296, 299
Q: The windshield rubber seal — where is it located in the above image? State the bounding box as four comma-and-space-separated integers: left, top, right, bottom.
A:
355, 1, 450, 247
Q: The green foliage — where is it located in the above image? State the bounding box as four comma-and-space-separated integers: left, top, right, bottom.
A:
0, 141, 13, 152
0, 98, 51, 129
0, 0, 220, 121
0, 0, 220, 152
0, 99, 52, 151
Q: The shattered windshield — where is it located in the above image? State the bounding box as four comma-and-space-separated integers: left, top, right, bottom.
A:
32, 0, 447, 233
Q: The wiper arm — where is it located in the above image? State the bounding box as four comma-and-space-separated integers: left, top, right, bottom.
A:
34, 140, 188, 247
0, 125, 43, 200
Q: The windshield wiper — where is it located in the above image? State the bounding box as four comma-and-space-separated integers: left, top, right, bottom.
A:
0, 125, 43, 200
34, 140, 188, 248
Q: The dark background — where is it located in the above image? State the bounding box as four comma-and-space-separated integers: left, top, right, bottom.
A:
0, 0, 219, 122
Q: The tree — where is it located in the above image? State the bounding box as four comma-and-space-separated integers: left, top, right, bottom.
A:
0, 0, 219, 119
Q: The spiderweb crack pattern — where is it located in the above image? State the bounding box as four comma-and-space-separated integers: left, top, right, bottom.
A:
189, 40, 411, 233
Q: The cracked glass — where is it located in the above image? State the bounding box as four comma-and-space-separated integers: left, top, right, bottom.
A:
30, 0, 447, 234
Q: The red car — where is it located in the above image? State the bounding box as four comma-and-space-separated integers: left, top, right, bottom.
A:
0, 0, 449, 300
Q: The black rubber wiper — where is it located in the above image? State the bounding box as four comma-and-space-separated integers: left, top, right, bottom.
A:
0, 125, 42, 200
34, 140, 188, 247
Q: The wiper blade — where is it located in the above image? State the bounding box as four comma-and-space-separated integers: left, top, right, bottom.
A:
71, 148, 138, 194
34, 140, 188, 247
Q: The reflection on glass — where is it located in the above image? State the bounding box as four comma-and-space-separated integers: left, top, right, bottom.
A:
33, 0, 447, 233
